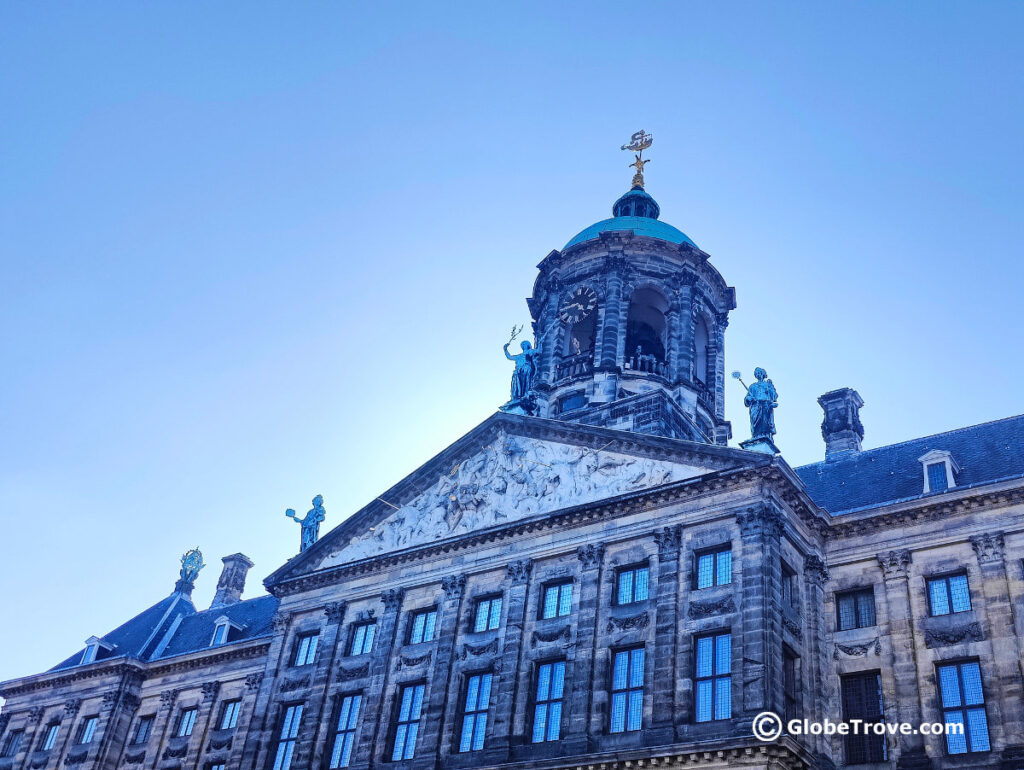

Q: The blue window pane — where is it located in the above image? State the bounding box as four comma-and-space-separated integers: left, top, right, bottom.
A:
613, 651, 628, 690
838, 595, 856, 630
939, 666, 961, 707
715, 678, 731, 720
697, 554, 714, 589
424, 612, 437, 641
403, 723, 418, 759
551, 662, 565, 699
696, 680, 712, 722
696, 637, 713, 678
629, 649, 645, 688
949, 575, 971, 613
610, 692, 626, 732
961, 662, 984, 706
635, 568, 649, 601
543, 587, 558, 618
532, 703, 548, 743
717, 551, 732, 585
459, 717, 474, 753
627, 689, 643, 731
858, 594, 875, 627
715, 635, 731, 675
618, 572, 634, 604
944, 711, 967, 754
398, 688, 414, 721
928, 462, 948, 492
466, 677, 480, 710
472, 714, 486, 750
558, 585, 573, 616
489, 599, 502, 629
547, 702, 562, 740
966, 707, 990, 752
930, 580, 951, 616
537, 665, 551, 700
479, 674, 492, 707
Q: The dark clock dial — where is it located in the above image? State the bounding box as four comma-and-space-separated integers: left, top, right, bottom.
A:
558, 286, 598, 324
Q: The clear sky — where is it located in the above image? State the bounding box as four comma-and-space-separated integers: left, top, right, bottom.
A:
2, 2, 1023, 684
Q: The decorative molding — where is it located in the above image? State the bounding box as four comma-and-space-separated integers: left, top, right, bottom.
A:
27, 706, 45, 724
460, 638, 499, 660
833, 638, 881, 659
63, 698, 82, 717
531, 626, 572, 647
278, 675, 310, 693
337, 663, 370, 681
159, 690, 179, 712
208, 734, 233, 752
506, 560, 532, 585
442, 574, 467, 599
878, 550, 911, 580
29, 757, 47, 770
102, 691, 119, 712
123, 750, 146, 765
803, 555, 829, 586
688, 596, 736, 620
970, 532, 1005, 565
323, 601, 347, 625
607, 611, 650, 633
924, 622, 984, 649
244, 672, 264, 691
395, 652, 432, 671
201, 681, 221, 702
782, 616, 802, 637
577, 543, 605, 570
64, 748, 89, 766
382, 589, 404, 613
270, 612, 291, 633
355, 609, 376, 622
737, 505, 783, 539
654, 525, 683, 557
122, 693, 141, 713
162, 742, 189, 760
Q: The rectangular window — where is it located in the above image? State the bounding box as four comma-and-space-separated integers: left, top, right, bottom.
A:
783, 650, 799, 723
938, 661, 990, 754
840, 672, 887, 763
271, 704, 303, 770
695, 633, 731, 722
219, 700, 241, 730
928, 574, 972, 616
329, 694, 362, 769
541, 582, 573, 619
408, 609, 438, 644
349, 622, 376, 656
473, 597, 502, 633
928, 462, 949, 492
836, 588, 876, 631
211, 765, 226, 770
76, 716, 98, 745
696, 547, 732, 589
41, 724, 60, 751
131, 716, 154, 745
176, 707, 198, 738
781, 561, 799, 609
615, 565, 649, 605
458, 673, 492, 752
211, 623, 228, 646
610, 647, 645, 732
1, 730, 23, 758
293, 632, 320, 666
391, 683, 425, 761
532, 660, 566, 743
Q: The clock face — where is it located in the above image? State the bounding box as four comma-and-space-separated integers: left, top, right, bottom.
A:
559, 286, 598, 324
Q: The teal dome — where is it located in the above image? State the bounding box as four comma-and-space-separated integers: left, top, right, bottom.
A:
564, 187, 696, 250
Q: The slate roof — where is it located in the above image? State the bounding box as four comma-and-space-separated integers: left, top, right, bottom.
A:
48, 591, 278, 671
795, 414, 1024, 515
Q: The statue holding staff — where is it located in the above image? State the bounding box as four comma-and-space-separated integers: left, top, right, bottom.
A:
502, 325, 541, 402
733, 368, 779, 452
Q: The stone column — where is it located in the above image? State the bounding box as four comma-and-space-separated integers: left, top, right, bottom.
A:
225, 673, 265, 769
298, 602, 348, 770
676, 273, 697, 384
353, 588, 404, 769
564, 543, 605, 754
240, 611, 294, 770
737, 505, 784, 719
486, 560, 533, 760
13, 706, 46, 770
178, 681, 220, 770
44, 699, 81, 770
414, 574, 467, 770
650, 526, 682, 744
877, 550, 930, 770
712, 312, 728, 424
536, 275, 562, 389
803, 555, 832, 767
970, 533, 1024, 767
594, 257, 625, 403
145, 691, 179, 770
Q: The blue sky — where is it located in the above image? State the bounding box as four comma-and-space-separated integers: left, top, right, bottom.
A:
2, 2, 1022, 682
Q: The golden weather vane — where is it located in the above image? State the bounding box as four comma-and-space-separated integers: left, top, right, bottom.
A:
621, 129, 653, 188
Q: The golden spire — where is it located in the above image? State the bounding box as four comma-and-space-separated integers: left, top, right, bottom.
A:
621, 130, 653, 188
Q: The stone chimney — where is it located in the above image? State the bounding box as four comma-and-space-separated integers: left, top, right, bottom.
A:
818, 388, 864, 461
210, 553, 254, 609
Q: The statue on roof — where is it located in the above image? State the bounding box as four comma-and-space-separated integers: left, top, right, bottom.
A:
286, 494, 326, 552
621, 130, 653, 188
734, 368, 780, 454
501, 325, 541, 415
175, 547, 205, 595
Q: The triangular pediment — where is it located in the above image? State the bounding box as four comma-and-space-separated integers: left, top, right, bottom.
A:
267, 413, 760, 584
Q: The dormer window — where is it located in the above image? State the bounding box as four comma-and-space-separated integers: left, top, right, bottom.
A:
919, 450, 958, 494
81, 636, 114, 665
210, 616, 242, 647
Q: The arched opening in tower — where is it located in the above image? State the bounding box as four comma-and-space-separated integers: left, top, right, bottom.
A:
625, 288, 668, 371
564, 313, 596, 356
695, 316, 711, 386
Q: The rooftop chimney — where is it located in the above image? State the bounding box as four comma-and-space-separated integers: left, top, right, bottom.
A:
210, 553, 254, 609
818, 388, 864, 461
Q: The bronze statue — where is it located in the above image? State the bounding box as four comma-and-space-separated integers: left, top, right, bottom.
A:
286, 495, 326, 552
740, 367, 778, 441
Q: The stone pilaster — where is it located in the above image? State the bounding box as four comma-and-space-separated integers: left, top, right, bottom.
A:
46, 699, 80, 770
594, 257, 624, 403
564, 543, 605, 753
415, 574, 466, 770
803, 555, 834, 769
712, 312, 728, 424
650, 526, 682, 744
353, 588, 404, 768
179, 681, 220, 770
225, 673, 264, 769
969, 533, 1024, 766
877, 550, 930, 770
737, 505, 784, 718
12, 705, 45, 770
676, 273, 697, 384
298, 602, 348, 770
486, 560, 533, 760
240, 611, 293, 770
145, 691, 178, 770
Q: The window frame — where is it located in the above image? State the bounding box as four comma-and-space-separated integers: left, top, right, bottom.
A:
1, 729, 24, 758
407, 608, 438, 645
329, 692, 362, 769
457, 671, 493, 753
218, 700, 242, 730
348, 621, 377, 656
840, 670, 887, 764
782, 647, 800, 723
540, 581, 574, 620
614, 563, 650, 606
836, 587, 877, 631
530, 658, 566, 743
75, 715, 99, 745
40, 724, 60, 752
472, 596, 503, 633
609, 645, 646, 733
937, 660, 991, 755
270, 703, 304, 770
390, 681, 426, 761
131, 715, 154, 745
694, 545, 732, 590
927, 572, 972, 617
694, 632, 732, 723
781, 560, 799, 609
175, 707, 198, 738
292, 631, 320, 667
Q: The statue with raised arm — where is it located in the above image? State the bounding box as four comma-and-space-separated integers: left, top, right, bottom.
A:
735, 367, 779, 453
501, 325, 541, 414
286, 494, 326, 552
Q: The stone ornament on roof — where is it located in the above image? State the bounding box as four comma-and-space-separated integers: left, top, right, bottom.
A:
176, 547, 205, 595
286, 495, 326, 553
621, 130, 653, 189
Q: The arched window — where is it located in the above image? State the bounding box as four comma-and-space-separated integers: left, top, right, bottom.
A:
695, 316, 710, 385
626, 288, 668, 372
564, 313, 596, 357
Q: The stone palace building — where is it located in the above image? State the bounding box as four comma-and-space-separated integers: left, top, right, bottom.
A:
3, 142, 1024, 770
